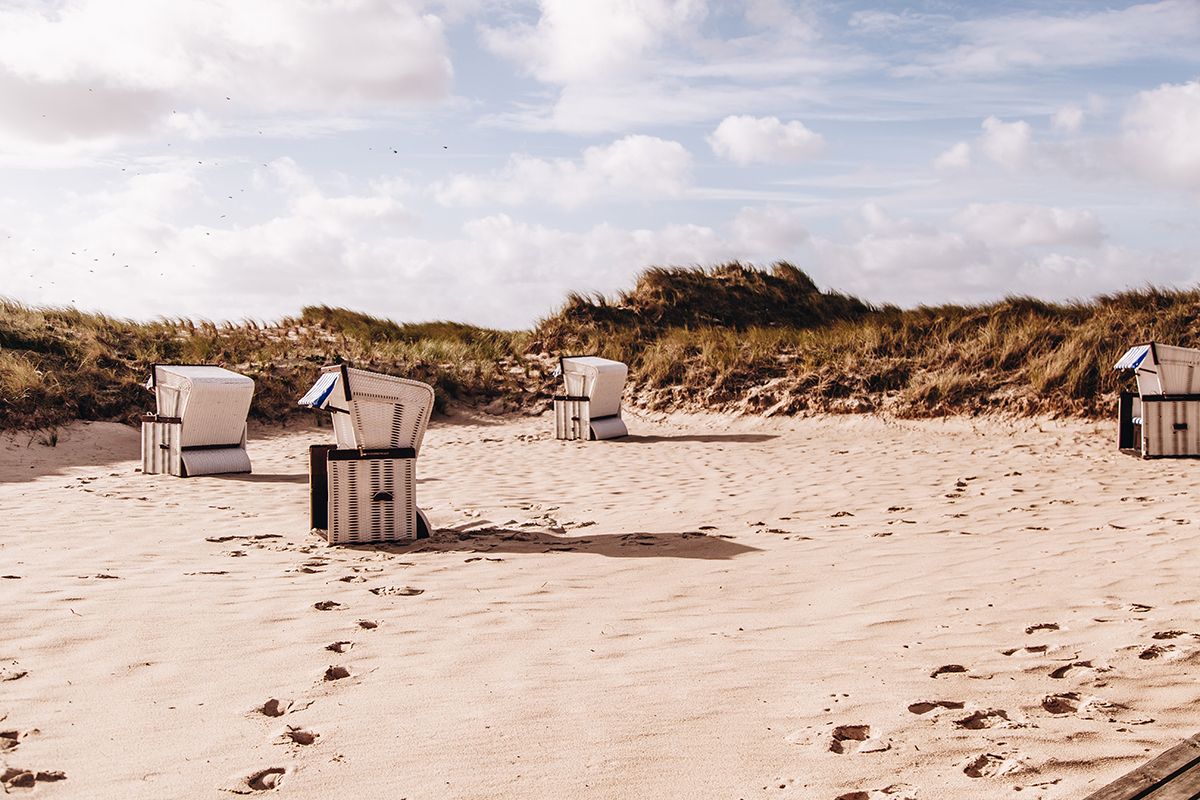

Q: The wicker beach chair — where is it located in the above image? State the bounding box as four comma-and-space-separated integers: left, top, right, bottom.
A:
299, 365, 434, 544
140, 365, 254, 477
554, 356, 628, 440
1114, 342, 1200, 457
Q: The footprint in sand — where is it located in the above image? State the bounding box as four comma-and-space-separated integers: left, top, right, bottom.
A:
1139, 644, 1174, 660
954, 709, 1009, 729
283, 726, 319, 746
1, 665, 28, 682
907, 700, 964, 715
829, 725, 889, 754
313, 601, 344, 611
357, 619, 379, 630
836, 785, 918, 800
829, 725, 870, 754
1049, 660, 1095, 679
223, 766, 289, 793
369, 586, 423, 596
1083, 699, 1153, 725
256, 699, 294, 718
337, 575, 366, 583
326, 641, 353, 654
324, 665, 351, 681
0, 729, 27, 751
1025, 622, 1060, 634
929, 664, 968, 678
963, 753, 1018, 778
1, 768, 67, 789
1041, 693, 1081, 714
1152, 630, 1195, 640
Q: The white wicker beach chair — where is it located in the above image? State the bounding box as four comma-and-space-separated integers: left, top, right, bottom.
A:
1114, 342, 1200, 457
554, 356, 628, 440
299, 365, 435, 544
141, 365, 254, 476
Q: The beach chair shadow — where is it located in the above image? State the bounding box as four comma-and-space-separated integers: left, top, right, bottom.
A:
341, 528, 761, 560
616, 433, 779, 444
211, 472, 308, 484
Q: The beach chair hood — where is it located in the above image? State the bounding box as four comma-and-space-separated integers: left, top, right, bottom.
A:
299, 365, 434, 452
142, 365, 254, 476
152, 365, 254, 448
1114, 342, 1200, 396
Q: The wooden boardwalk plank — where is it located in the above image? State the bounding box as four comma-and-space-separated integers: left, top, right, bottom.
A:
1083, 734, 1200, 800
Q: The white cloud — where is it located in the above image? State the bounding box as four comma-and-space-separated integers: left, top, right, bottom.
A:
978, 116, 1032, 171
0, 159, 735, 328
730, 205, 809, 252
0, 0, 452, 150
585, 134, 693, 193
951, 202, 1105, 247
433, 135, 693, 208
264, 158, 421, 236
742, 0, 819, 40
811, 206, 989, 298
1051, 103, 1084, 133
1121, 80, 1200, 191
707, 115, 827, 165
804, 205, 1190, 309
900, 0, 1200, 77
475, 0, 849, 135
933, 141, 971, 170
479, 0, 705, 85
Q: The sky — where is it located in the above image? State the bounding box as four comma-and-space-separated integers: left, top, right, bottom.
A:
1, 0, 1199, 330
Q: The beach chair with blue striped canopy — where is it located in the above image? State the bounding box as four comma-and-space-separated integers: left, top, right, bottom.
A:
299, 365, 434, 544
1114, 342, 1200, 457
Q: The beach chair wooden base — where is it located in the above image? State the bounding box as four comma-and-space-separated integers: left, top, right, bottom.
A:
141, 416, 250, 476
554, 397, 627, 440
1082, 733, 1200, 799
308, 446, 430, 544
554, 396, 589, 440
142, 416, 183, 476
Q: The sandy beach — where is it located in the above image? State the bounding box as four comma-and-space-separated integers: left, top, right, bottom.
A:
4, 409, 1200, 798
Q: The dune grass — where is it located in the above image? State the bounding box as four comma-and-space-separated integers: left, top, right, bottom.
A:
0, 263, 1192, 431
0, 300, 536, 430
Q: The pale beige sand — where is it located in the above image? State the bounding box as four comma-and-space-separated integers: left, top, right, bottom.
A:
3, 410, 1200, 799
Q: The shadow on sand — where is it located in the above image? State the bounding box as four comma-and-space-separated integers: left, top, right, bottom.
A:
615, 433, 778, 444
212, 472, 309, 484
336, 527, 761, 561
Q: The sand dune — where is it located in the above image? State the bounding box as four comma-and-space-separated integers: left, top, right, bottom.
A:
3, 410, 1200, 798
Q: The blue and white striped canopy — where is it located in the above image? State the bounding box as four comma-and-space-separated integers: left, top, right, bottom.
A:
298, 371, 339, 408
1114, 344, 1152, 370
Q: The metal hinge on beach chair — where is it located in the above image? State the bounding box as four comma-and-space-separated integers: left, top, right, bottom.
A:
299, 365, 434, 544
140, 365, 254, 477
